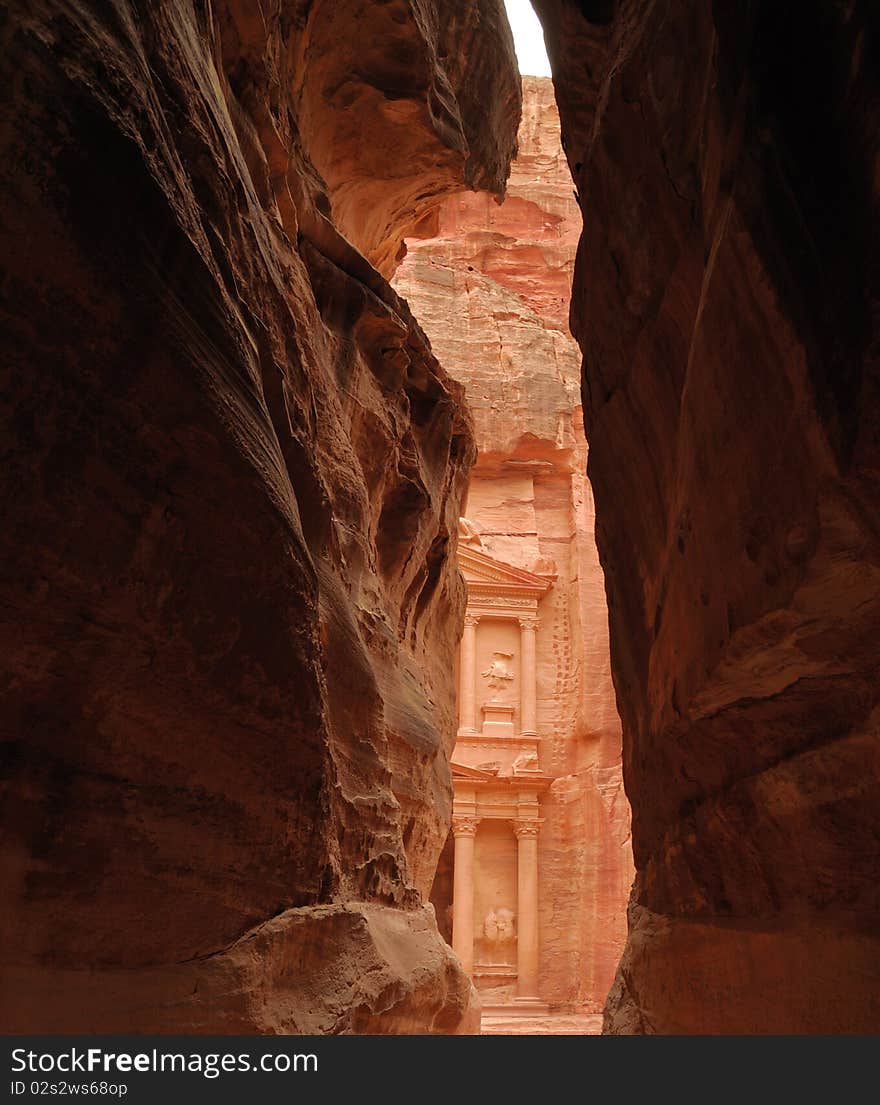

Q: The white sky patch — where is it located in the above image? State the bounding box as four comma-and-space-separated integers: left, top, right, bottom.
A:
503, 0, 552, 77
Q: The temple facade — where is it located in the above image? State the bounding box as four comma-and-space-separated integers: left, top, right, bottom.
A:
450, 545, 554, 1013
433, 520, 632, 1017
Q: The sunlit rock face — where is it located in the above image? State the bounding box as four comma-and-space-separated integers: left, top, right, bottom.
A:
533, 0, 880, 1032
0, 0, 519, 1033
395, 77, 634, 1013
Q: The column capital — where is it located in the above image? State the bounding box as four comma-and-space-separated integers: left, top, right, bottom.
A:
517, 614, 539, 631
463, 612, 481, 628
512, 820, 541, 839
452, 814, 481, 837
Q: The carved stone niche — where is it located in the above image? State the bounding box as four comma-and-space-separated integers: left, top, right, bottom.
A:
480, 647, 516, 738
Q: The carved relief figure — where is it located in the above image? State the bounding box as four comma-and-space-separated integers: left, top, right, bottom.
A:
512, 749, 540, 776
496, 906, 516, 940
482, 651, 515, 690
481, 906, 517, 965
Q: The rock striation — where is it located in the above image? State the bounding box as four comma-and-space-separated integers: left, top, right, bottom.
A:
395, 77, 634, 1014
0, 0, 519, 1033
533, 0, 880, 1032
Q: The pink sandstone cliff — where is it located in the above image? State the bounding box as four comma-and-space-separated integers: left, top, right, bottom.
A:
0, 0, 520, 1033
394, 76, 634, 1013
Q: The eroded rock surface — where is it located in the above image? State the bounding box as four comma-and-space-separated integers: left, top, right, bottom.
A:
294, 0, 521, 277
0, 0, 519, 1033
533, 0, 880, 1032
6, 903, 479, 1034
395, 77, 633, 1013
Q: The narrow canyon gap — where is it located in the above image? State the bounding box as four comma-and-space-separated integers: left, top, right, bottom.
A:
394, 77, 633, 1029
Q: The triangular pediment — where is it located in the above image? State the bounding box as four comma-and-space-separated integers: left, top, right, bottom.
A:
451, 761, 500, 781
458, 546, 553, 593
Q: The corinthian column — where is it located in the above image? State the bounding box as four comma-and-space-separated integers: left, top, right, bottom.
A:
451, 815, 480, 975
513, 820, 540, 999
459, 613, 479, 734
518, 615, 538, 736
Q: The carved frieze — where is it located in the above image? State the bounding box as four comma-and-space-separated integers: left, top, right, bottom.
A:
471, 596, 537, 609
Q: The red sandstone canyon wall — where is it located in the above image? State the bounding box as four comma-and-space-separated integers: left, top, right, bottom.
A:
395, 77, 634, 1013
0, 0, 520, 1033
533, 0, 880, 1031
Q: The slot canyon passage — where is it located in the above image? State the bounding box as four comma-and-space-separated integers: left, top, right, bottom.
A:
391, 75, 633, 1034
1, 0, 878, 1037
